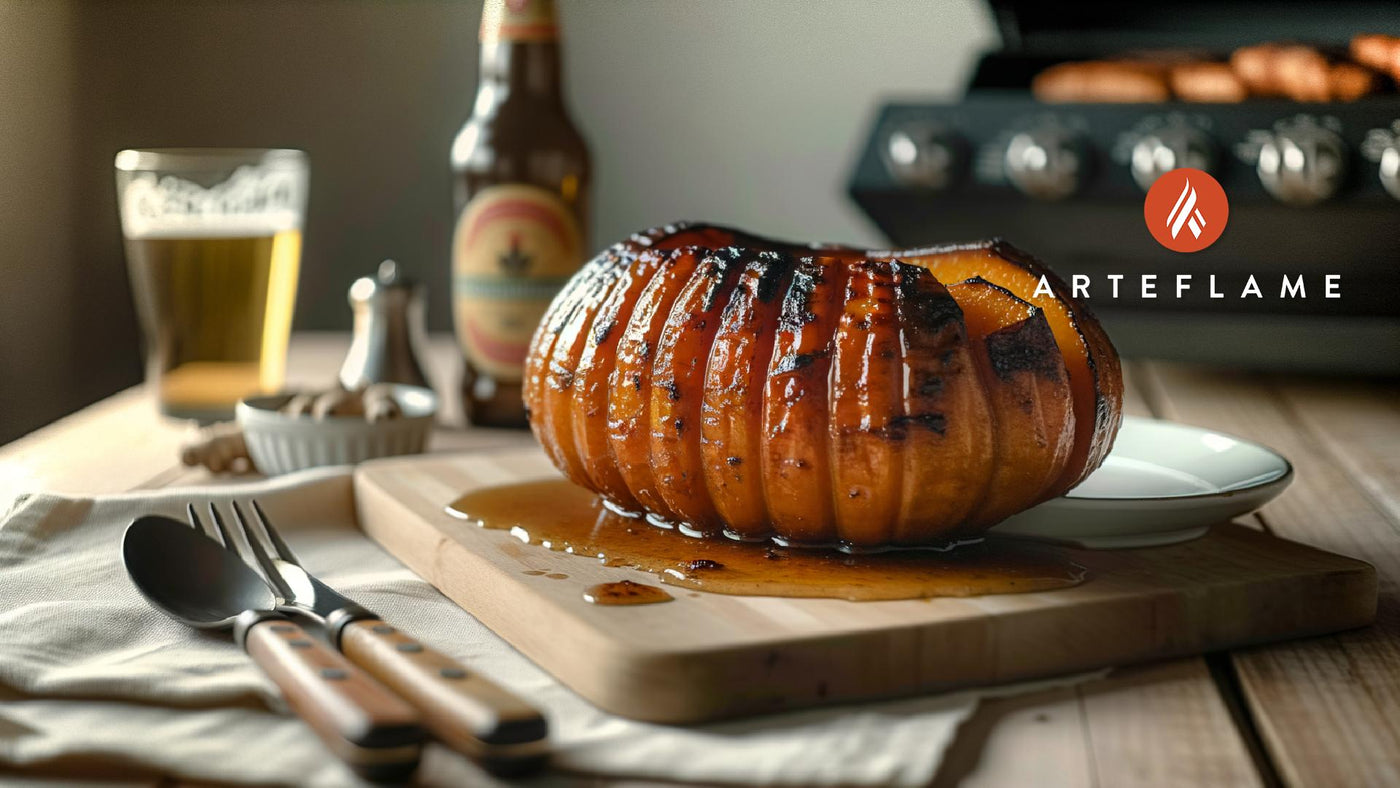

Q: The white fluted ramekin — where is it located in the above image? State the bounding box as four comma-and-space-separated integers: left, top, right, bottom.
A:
236, 384, 437, 475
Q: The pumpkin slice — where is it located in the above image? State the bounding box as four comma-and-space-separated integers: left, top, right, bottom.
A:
946, 278, 1076, 525
607, 248, 704, 521
700, 250, 795, 540
828, 260, 908, 545
888, 265, 996, 544
759, 255, 846, 544
648, 249, 745, 531
537, 254, 626, 488
526, 252, 620, 480
569, 248, 667, 512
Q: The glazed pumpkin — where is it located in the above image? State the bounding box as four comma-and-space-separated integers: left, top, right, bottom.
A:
524, 223, 1122, 549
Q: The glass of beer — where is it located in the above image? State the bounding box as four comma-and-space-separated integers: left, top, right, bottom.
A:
116, 148, 308, 421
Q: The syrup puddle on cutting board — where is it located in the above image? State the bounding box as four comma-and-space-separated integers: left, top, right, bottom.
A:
447, 479, 1085, 602
583, 580, 675, 606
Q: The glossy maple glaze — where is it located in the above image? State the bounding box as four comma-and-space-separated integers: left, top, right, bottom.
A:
447, 480, 1086, 601
582, 580, 674, 606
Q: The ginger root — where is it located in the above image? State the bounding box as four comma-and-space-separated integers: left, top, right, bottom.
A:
282, 383, 403, 422
180, 422, 255, 474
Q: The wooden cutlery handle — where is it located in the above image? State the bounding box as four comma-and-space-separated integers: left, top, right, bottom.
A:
240, 613, 424, 781
340, 618, 549, 774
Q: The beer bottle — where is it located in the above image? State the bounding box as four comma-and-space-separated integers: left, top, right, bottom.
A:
451, 0, 591, 428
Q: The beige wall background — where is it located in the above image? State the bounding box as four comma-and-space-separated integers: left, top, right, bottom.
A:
0, 0, 994, 443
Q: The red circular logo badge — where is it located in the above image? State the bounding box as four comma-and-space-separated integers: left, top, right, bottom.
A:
1143, 167, 1229, 253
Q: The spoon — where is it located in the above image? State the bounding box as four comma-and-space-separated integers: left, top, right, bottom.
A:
123, 514, 424, 781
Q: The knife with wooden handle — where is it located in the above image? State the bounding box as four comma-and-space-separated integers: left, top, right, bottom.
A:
234, 611, 424, 782
335, 616, 549, 774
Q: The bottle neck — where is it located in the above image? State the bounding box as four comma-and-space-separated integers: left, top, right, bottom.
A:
477, 40, 563, 104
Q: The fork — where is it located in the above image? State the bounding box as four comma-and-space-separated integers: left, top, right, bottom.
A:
183, 504, 425, 780
203, 499, 549, 775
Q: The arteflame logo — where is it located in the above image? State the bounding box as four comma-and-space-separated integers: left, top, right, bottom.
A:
1144, 167, 1229, 253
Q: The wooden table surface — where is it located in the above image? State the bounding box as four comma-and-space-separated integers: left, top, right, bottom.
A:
2, 332, 1396, 787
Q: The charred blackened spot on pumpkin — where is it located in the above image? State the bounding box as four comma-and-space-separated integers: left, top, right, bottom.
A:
592, 319, 615, 344
638, 340, 651, 360
631, 373, 642, 391
659, 379, 681, 401
685, 559, 724, 571
877, 413, 947, 439
698, 248, 743, 311
673, 418, 685, 434
777, 264, 822, 331
726, 456, 743, 466
754, 251, 795, 303
773, 349, 827, 374
985, 314, 1065, 383
855, 317, 871, 331
915, 374, 944, 396
895, 267, 962, 333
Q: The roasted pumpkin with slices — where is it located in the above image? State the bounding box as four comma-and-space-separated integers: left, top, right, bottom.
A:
524, 223, 1122, 549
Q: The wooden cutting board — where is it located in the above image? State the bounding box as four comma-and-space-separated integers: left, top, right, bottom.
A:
353, 447, 1377, 724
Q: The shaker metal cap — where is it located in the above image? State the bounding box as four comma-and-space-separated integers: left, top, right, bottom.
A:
349, 259, 420, 305
341, 259, 431, 389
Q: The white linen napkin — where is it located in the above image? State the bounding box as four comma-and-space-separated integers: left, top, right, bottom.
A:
0, 469, 1098, 786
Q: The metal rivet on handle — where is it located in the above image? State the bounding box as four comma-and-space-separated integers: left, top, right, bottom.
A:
372, 624, 395, 635
288, 639, 312, 649
321, 668, 348, 680
439, 667, 468, 680
396, 642, 424, 653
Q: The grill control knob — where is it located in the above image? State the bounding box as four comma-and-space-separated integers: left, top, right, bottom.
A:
1257, 122, 1348, 205
1378, 142, 1400, 200
885, 126, 967, 190
1130, 127, 1215, 191
1005, 127, 1089, 200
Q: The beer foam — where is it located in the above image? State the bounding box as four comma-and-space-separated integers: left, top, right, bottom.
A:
120, 168, 305, 239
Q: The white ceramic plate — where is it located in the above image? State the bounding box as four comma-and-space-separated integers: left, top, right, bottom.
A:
992, 416, 1293, 549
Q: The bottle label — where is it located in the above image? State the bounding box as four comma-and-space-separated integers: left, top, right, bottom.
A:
480, 0, 559, 43
452, 184, 582, 381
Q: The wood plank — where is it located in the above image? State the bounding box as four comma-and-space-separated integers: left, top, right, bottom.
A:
354, 445, 1374, 725
934, 361, 1264, 787
1273, 378, 1400, 527
1080, 660, 1263, 787
1138, 362, 1400, 788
